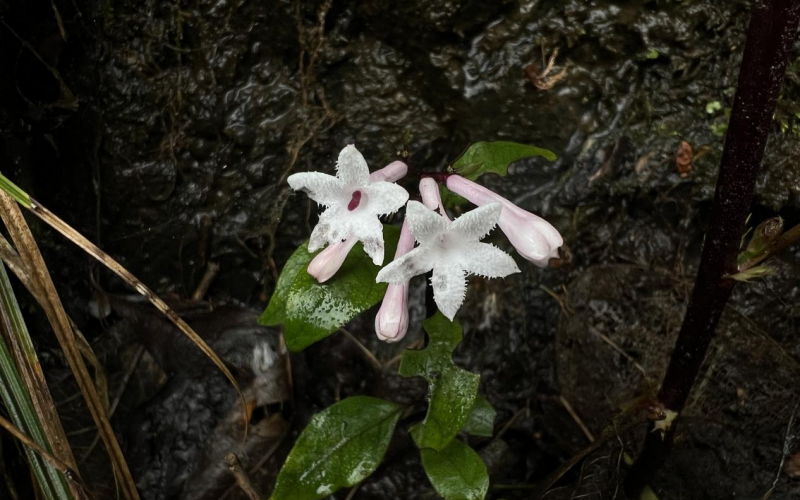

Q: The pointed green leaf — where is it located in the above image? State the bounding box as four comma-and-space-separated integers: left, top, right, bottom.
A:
462, 395, 496, 438
399, 313, 479, 451
270, 396, 403, 500
260, 225, 400, 351
421, 438, 489, 500
451, 141, 556, 181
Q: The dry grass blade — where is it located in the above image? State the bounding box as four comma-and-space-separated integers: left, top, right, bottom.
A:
0, 244, 78, 469
0, 261, 74, 500
224, 453, 264, 500
0, 232, 110, 411
0, 414, 88, 499
0, 191, 140, 500
0, 173, 247, 431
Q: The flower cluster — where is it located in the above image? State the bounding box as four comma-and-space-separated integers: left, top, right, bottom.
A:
287, 145, 563, 342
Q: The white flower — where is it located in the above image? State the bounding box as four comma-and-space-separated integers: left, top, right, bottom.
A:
376, 201, 520, 320
288, 145, 409, 265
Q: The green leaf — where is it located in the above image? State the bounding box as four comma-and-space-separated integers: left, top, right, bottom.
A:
399, 313, 479, 451
450, 141, 556, 181
728, 265, 776, 282
462, 396, 496, 437
421, 438, 489, 500
270, 396, 402, 500
260, 225, 400, 351
0, 172, 32, 208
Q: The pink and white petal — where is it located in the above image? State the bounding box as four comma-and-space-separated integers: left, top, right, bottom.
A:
287, 172, 346, 207
450, 203, 502, 240
405, 201, 448, 245
376, 247, 434, 284
364, 181, 409, 216
459, 242, 520, 278
350, 212, 386, 265
337, 145, 371, 187
430, 264, 468, 321
308, 207, 346, 252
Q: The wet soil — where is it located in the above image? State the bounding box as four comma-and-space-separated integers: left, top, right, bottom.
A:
1, 0, 800, 499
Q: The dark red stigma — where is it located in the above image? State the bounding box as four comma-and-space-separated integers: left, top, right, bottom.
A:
347, 190, 362, 211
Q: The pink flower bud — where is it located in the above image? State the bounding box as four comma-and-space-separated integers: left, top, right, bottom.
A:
307, 237, 358, 283
375, 219, 414, 342
419, 177, 443, 212
369, 160, 408, 183
446, 175, 563, 267
375, 283, 410, 342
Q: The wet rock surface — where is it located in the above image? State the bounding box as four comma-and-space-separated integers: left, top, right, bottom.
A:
1, 0, 800, 498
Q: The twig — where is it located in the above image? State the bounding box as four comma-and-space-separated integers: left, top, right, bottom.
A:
0, 20, 77, 109
0, 414, 89, 499
533, 418, 641, 499
217, 420, 293, 500
192, 262, 220, 301
589, 326, 647, 377
760, 400, 800, 500
80, 345, 146, 464
624, 1, 800, 495
558, 396, 596, 443
495, 407, 528, 441
340, 328, 382, 371
344, 482, 362, 500
224, 453, 264, 500
382, 338, 423, 371
540, 285, 574, 315
51, 0, 67, 40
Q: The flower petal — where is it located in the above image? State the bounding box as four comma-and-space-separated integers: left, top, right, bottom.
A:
364, 181, 409, 216
430, 264, 467, 321
460, 242, 520, 278
308, 207, 346, 252
405, 201, 448, 245
350, 212, 386, 265
337, 144, 370, 187
450, 203, 501, 240
287, 172, 347, 207
376, 246, 434, 284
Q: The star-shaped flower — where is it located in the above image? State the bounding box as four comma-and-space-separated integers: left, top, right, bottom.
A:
288, 145, 409, 265
376, 201, 520, 320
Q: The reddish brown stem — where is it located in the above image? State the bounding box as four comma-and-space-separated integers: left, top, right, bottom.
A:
624, 1, 800, 496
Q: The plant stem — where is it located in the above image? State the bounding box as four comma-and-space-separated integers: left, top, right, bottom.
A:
624, 0, 800, 496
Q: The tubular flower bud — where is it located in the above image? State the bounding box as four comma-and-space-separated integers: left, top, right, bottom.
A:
307, 237, 358, 283
419, 177, 444, 213
375, 219, 415, 342
369, 160, 409, 183
446, 175, 563, 267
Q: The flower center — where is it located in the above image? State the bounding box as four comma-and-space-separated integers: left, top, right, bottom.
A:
347, 190, 363, 211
